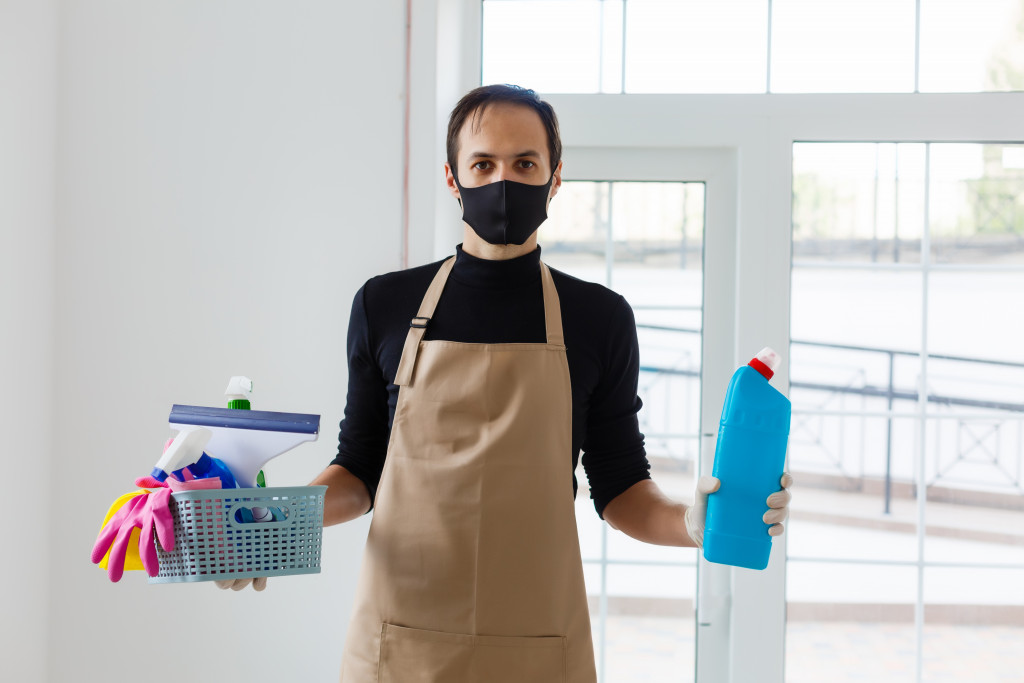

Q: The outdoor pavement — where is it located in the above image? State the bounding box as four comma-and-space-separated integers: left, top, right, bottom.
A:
575, 461, 1024, 682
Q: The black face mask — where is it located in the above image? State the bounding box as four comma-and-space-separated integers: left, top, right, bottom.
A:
453, 174, 554, 246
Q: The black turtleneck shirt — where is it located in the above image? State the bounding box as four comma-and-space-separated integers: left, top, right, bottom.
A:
331, 244, 651, 517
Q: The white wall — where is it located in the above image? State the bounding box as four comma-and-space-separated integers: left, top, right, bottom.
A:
49, 2, 407, 681
0, 2, 56, 681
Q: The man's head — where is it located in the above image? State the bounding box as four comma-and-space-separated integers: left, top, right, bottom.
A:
446, 84, 562, 182
444, 85, 564, 256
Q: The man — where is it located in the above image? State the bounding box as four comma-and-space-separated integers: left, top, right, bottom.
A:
310, 84, 791, 681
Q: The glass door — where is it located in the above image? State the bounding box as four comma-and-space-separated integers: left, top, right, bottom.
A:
539, 146, 741, 682
544, 179, 705, 682
787, 141, 1024, 682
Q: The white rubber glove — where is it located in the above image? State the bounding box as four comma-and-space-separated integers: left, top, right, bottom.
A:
684, 476, 721, 548
215, 577, 267, 592
684, 473, 794, 548
764, 473, 794, 537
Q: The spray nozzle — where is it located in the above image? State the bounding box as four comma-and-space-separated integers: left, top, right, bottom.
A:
151, 426, 213, 482
225, 376, 253, 410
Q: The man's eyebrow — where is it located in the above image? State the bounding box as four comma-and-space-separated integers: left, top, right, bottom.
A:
466, 150, 542, 159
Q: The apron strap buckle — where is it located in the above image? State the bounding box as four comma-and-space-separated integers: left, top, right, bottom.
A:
410, 316, 430, 329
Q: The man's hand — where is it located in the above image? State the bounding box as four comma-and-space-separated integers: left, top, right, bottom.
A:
764, 473, 794, 537
683, 473, 794, 548
215, 577, 267, 592
683, 476, 721, 549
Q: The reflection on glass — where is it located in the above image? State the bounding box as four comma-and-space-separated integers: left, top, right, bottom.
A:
919, 0, 1024, 92
482, 0, 604, 93
556, 180, 703, 683
771, 0, 916, 93
624, 0, 768, 93
793, 143, 926, 263
929, 144, 1024, 264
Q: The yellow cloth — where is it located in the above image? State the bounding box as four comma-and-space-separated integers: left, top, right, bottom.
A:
97, 489, 147, 571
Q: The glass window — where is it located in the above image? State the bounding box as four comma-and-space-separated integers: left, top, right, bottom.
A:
926, 272, 1024, 366
483, 0, 1024, 94
547, 180, 704, 682
793, 143, 926, 264
919, 0, 1024, 92
790, 141, 1024, 682
624, 0, 768, 94
787, 562, 919, 680
923, 567, 1024, 680
928, 144, 1024, 264
482, 0, 605, 93
770, 0, 916, 93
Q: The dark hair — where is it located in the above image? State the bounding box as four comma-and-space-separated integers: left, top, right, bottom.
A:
446, 84, 562, 180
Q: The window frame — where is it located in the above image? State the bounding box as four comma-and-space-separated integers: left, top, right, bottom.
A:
409, 2, 1024, 680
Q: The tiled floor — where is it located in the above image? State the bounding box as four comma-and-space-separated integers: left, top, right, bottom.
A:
594, 616, 1024, 682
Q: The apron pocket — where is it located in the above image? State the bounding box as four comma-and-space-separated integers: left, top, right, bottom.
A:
379, 623, 566, 683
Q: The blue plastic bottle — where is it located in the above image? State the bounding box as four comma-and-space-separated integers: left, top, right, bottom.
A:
703, 347, 791, 570
169, 453, 238, 488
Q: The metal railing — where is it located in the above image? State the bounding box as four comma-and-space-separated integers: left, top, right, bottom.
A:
633, 325, 1024, 511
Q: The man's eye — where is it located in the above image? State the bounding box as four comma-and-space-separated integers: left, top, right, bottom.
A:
519, 160, 535, 168
473, 161, 492, 170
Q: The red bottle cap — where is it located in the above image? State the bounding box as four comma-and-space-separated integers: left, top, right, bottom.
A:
748, 347, 780, 380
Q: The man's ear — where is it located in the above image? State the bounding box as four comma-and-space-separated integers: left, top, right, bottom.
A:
444, 163, 461, 201
549, 160, 564, 200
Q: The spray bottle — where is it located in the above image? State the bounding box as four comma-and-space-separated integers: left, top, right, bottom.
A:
703, 347, 791, 570
224, 376, 273, 522
151, 426, 212, 482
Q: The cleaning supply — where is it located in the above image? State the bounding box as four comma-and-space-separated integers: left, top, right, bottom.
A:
222, 376, 267, 488
91, 478, 175, 582
225, 375, 253, 410
155, 428, 236, 488
221, 376, 275, 521
96, 490, 149, 572
178, 453, 237, 489
703, 347, 792, 570
168, 404, 319, 489
166, 476, 223, 492
150, 426, 212, 482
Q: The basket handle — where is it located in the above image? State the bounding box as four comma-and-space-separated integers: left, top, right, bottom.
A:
225, 501, 297, 530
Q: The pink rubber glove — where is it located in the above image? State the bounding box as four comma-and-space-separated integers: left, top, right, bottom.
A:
91, 480, 175, 582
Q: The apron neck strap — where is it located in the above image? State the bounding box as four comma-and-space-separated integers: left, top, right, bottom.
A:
394, 256, 455, 387
539, 261, 564, 346
394, 254, 565, 387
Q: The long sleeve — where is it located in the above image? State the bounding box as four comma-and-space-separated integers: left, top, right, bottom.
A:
330, 283, 390, 506
579, 295, 651, 517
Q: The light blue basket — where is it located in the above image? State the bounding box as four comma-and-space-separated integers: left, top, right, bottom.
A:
150, 485, 326, 584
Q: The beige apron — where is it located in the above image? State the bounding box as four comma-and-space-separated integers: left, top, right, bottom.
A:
340, 256, 597, 683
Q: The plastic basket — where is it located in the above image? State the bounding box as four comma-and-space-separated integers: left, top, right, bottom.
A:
150, 485, 326, 584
